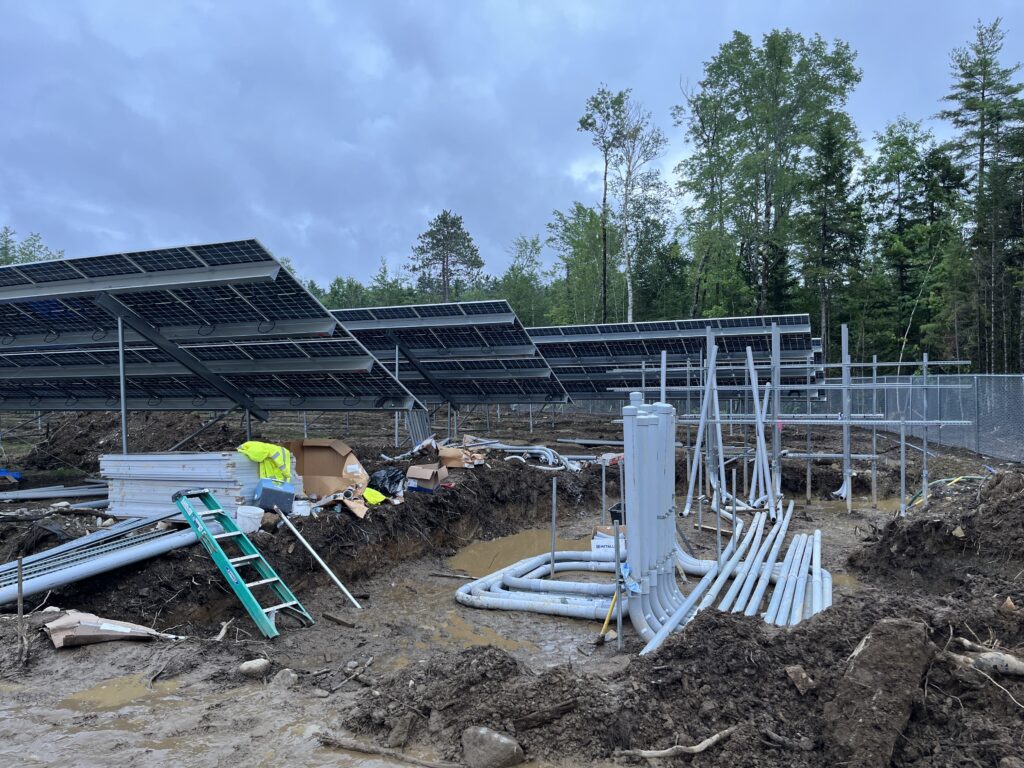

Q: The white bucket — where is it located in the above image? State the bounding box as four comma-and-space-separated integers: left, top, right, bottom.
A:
235, 505, 264, 534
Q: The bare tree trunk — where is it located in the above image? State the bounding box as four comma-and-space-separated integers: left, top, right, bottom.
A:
601, 155, 609, 323
622, 175, 633, 323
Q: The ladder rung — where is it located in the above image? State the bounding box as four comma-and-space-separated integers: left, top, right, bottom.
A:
214, 531, 243, 540
245, 577, 280, 588
229, 554, 261, 565
200, 510, 220, 517
262, 600, 298, 614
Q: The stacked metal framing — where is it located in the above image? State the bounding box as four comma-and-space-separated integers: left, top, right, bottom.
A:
334, 301, 568, 405
528, 315, 822, 400
0, 240, 420, 413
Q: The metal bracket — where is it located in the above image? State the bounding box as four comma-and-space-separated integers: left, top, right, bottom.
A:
94, 294, 270, 421
384, 332, 459, 410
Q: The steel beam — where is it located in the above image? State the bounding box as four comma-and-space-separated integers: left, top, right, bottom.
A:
0, 260, 280, 303
93, 293, 270, 420
0, 395, 419, 411
0, 317, 338, 350
361, 343, 537, 359
338, 311, 517, 330
0, 355, 376, 380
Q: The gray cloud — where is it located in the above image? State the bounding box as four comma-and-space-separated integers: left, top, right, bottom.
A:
1, 0, 1021, 285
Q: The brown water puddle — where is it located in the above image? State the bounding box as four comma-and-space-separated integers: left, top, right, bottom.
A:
447, 528, 591, 577
59, 673, 182, 711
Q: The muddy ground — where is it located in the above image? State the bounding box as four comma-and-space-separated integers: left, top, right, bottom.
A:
0, 410, 1021, 767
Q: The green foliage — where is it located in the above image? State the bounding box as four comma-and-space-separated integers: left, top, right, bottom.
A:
0, 226, 64, 264
407, 210, 483, 302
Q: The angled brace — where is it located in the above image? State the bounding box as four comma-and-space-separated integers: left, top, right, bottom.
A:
93, 293, 270, 421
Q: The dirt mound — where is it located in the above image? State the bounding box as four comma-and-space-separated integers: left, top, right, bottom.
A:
850, 471, 1024, 584
346, 586, 1023, 766
47, 458, 605, 631
22, 411, 247, 472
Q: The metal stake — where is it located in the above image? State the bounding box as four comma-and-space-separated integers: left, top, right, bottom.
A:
549, 476, 557, 580
899, 417, 907, 517
871, 355, 878, 509
921, 352, 929, 505
841, 325, 852, 513
117, 316, 128, 454
394, 345, 400, 448
600, 459, 607, 526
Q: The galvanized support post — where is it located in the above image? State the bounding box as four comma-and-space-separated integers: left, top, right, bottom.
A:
116, 316, 129, 454
871, 355, 878, 509
841, 325, 852, 513
528, 403, 533, 434
485, 405, 491, 433
660, 350, 667, 403
600, 458, 607, 526
641, 360, 646, 395
393, 345, 400, 448
743, 361, 750, 495
921, 352, 929, 505
302, 411, 308, 439
549, 476, 557, 579
770, 323, 781, 496
805, 357, 812, 503
899, 416, 907, 517
245, 410, 252, 441
974, 375, 981, 453
611, 512, 624, 650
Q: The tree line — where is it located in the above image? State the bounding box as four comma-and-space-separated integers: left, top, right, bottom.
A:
308, 20, 1023, 371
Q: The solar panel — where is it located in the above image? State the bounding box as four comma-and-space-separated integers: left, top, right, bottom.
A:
333, 301, 568, 405
0, 241, 422, 412
529, 314, 819, 399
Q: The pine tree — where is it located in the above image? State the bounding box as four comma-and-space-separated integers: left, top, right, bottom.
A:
407, 210, 483, 302
939, 18, 1024, 371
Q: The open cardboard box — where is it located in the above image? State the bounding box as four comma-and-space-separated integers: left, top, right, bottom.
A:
438, 446, 485, 469
285, 439, 369, 498
406, 462, 449, 493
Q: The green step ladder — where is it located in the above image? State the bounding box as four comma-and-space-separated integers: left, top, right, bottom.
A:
172, 488, 314, 639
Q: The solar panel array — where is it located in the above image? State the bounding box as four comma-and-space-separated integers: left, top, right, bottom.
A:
0, 241, 419, 412
334, 301, 568, 405
529, 315, 820, 400
0, 243, 827, 411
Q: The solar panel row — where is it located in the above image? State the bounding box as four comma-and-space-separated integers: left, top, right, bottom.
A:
0, 241, 420, 412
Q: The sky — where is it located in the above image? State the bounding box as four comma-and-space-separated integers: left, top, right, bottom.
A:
1, 0, 1022, 287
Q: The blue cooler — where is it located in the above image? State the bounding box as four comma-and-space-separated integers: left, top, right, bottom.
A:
253, 478, 296, 513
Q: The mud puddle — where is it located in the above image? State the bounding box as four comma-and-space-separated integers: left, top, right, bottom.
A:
447, 528, 591, 577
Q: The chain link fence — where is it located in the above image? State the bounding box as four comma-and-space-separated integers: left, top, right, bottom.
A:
820, 374, 1024, 463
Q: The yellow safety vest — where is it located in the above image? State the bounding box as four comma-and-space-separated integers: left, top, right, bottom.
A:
238, 441, 292, 482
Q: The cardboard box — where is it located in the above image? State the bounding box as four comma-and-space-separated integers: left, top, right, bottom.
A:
285, 439, 369, 498
438, 447, 486, 469
406, 462, 449, 493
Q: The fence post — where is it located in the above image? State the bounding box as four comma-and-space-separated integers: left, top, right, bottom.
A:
974, 375, 981, 454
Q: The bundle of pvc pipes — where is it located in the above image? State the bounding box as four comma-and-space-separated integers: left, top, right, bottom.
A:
622, 394, 687, 641
453, 385, 833, 651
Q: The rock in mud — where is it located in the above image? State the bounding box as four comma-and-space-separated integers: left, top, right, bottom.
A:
238, 658, 272, 678
386, 712, 415, 748
785, 664, 816, 695
461, 726, 524, 768
271, 668, 299, 689
824, 618, 933, 768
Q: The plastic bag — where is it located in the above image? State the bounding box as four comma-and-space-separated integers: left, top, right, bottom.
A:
368, 467, 406, 498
